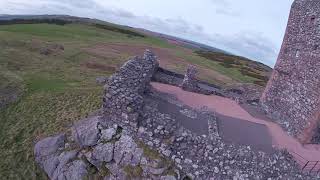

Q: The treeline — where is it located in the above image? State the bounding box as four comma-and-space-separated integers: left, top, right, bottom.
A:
0, 18, 70, 25
0, 18, 145, 38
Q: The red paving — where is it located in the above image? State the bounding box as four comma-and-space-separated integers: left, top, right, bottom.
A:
151, 82, 320, 167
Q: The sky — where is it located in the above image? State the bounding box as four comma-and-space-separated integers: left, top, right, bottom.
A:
0, 0, 295, 67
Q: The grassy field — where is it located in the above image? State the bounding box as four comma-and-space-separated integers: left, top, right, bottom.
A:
0, 23, 270, 179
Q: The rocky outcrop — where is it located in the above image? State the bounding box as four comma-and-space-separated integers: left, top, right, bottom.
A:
35, 115, 178, 180
34, 134, 87, 180
72, 116, 101, 147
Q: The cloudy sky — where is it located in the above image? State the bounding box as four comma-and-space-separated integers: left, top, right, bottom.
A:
0, 0, 295, 66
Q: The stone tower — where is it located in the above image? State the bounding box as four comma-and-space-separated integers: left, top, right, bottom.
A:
261, 0, 320, 143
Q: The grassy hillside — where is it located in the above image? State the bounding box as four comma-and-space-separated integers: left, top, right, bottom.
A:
0, 22, 271, 179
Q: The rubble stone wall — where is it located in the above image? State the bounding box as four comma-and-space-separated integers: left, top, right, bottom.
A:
180, 65, 199, 92
260, 0, 320, 142
102, 50, 159, 125
152, 67, 184, 86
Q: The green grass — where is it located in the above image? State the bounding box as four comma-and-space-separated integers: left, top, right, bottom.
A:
0, 23, 267, 179
175, 51, 259, 83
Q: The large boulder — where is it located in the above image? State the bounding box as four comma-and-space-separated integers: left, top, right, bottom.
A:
34, 134, 88, 180
114, 135, 143, 166
55, 160, 88, 180
34, 134, 65, 163
71, 116, 101, 147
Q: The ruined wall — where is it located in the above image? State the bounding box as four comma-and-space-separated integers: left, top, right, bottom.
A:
103, 50, 159, 125
180, 65, 199, 91
261, 0, 320, 142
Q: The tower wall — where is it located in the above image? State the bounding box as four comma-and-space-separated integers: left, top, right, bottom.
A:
261, 0, 320, 143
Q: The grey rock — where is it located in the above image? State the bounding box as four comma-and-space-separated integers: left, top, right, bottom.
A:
92, 143, 114, 163
131, 147, 143, 166
52, 150, 79, 179
148, 167, 167, 175
100, 128, 116, 142
114, 135, 138, 165
96, 77, 108, 85
34, 134, 65, 163
72, 116, 101, 147
160, 175, 177, 180
43, 155, 60, 178
58, 160, 88, 180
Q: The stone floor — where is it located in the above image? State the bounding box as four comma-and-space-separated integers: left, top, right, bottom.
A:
216, 113, 273, 153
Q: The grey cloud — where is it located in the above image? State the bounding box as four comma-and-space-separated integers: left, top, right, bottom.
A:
212, 32, 278, 66
210, 0, 239, 17
50, 0, 97, 8
210, 0, 229, 7
215, 9, 239, 16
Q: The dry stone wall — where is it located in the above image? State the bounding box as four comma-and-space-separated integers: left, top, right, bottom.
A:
261, 0, 320, 142
102, 50, 159, 126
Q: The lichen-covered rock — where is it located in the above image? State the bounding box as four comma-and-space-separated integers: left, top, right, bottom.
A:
100, 128, 116, 142
34, 134, 88, 180
160, 175, 177, 180
72, 116, 101, 147
92, 143, 114, 163
34, 134, 65, 163
52, 150, 79, 179
114, 135, 141, 166
56, 160, 88, 180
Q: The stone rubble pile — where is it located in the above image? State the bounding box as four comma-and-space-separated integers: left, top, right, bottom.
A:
35, 50, 318, 179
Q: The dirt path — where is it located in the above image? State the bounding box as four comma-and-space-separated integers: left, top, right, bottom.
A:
151, 82, 320, 167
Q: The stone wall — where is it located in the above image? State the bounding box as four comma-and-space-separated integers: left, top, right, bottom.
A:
260, 0, 320, 142
152, 66, 223, 96
102, 50, 159, 126
152, 67, 184, 86
180, 65, 199, 92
